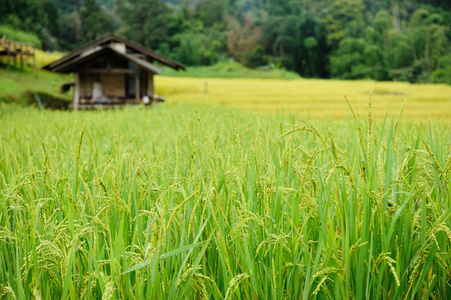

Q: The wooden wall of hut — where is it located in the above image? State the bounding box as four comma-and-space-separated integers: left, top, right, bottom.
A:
79, 73, 126, 99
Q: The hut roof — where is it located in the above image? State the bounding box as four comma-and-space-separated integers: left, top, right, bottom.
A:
47, 45, 164, 74
42, 33, 185, 72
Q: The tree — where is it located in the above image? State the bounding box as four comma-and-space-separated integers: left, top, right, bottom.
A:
226, 14, 265, 67
194, 0, 227, 28
172, 29, 215, 65
0, 0, 60, 50
407, 8, 451, 79
228, 0, 266, 19
322, 0, 365, 47
80, 0, 114, 42
262, 4, 327, 77
330, 38, 366, 78
75, 0, 81, 43
122, 0, 171, 49
267, 0, 301, 16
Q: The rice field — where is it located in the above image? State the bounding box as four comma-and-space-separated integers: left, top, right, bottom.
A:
156, 76, 451, 119
0, 100, 450, 299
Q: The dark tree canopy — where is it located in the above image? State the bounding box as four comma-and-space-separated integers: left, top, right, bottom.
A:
1, 0, 450, 83
122, 0, 171, 50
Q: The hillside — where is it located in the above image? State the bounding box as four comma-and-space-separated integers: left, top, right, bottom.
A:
0, 67, 72, 108
1, 0, 450, 83
161, 61, 300, 79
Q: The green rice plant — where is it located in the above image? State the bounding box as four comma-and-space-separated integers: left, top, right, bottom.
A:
0, 102, 450, 299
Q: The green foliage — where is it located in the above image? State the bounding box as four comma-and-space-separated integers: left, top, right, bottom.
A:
81, 0, 115, 42
171, 29, 216, 65
122, 0, 171, 50
389, 34, 411, 70
330, 38, 366, 78
0, 25, 42, 48
431, 66, 451, 84
327, 3, 451, 83
322, 0, 365, 47
236, 45, 267, 68
1, 0, 450, 83
226, 14, 265, 67
0, 0, 60, 50
54, 12, 80, 51
262, 7, 327, 77
194, 0, 227, 28
160, 60, 300, 79
52, 0, 77, 14
0, 67, 72, 105
228, 0, 266, 18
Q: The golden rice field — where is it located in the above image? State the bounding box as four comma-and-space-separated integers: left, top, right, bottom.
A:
156, 76, 451, 119
35, 50, 65, 68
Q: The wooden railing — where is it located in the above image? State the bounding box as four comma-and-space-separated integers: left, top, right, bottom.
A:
0, 38, 36, 70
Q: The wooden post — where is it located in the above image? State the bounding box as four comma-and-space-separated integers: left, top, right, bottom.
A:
147, 73, 154, 97
142, 71, 147, 98
73, 73, 80, 111
6, 44, 10, 71
32, 45, 36, 70
135, 72, 140, 102
20, 45, 23, 71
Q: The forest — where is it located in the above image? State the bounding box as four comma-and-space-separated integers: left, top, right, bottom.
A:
1, 0, 450, 83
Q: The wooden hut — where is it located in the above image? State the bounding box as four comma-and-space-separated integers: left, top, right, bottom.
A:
42, 33, 185, 110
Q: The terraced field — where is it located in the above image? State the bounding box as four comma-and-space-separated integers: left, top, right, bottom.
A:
157, 76, 451, 118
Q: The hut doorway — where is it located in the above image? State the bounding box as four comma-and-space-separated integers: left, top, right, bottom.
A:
125, 74, 136, 98
92, 82, 103, 100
